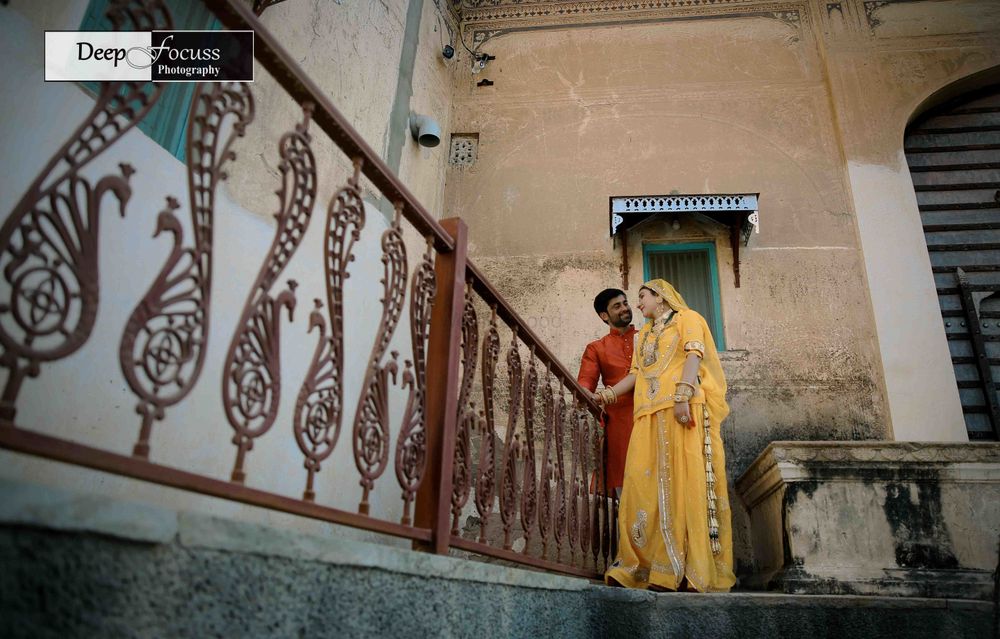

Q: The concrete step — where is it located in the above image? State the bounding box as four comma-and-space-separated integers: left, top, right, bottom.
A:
0, 479, 995, 639
596, 589, 994, 639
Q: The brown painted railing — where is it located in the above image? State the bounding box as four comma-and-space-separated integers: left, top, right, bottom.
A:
0, 0, 612, 579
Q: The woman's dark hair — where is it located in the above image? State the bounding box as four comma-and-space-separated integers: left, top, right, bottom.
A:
593, 288, 627, 316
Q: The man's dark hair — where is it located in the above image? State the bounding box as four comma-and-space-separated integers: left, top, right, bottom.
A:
594, 288, 627, 317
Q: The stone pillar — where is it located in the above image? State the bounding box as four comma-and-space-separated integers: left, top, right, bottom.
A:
736, 441, 1000, 600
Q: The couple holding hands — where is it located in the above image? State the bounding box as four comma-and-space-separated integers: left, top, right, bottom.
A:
577, 279, 735, 592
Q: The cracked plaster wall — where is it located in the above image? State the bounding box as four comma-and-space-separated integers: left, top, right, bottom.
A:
220, 0, 458, 222
442, 0, 1000, 573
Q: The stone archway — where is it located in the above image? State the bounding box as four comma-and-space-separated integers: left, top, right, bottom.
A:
905, 83, 1000, 440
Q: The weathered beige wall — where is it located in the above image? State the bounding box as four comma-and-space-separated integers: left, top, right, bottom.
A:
226, 0, 458, 219
820, 0, 1000, 442
399, 0, 461, 218
446, 8, 874, 466
444, 0, 1000, 459
443, 0, 1000, 573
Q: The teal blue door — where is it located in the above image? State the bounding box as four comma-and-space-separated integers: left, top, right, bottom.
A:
643, 242, 725, 350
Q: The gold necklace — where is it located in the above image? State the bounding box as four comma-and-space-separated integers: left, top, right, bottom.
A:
640, 310, 675, 367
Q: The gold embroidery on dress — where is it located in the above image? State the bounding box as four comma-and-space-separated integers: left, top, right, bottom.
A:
639, 312, 675, 367
684, 340, 705, 357
632, 330, 680, 415
686, 562, 709, 593
641, 340, 657, 367
703, 404, 722, 556
646, 378, 659, 400
655, 412, 684, 576
631, 509, 648, 548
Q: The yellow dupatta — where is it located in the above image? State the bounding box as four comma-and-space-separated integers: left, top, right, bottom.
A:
638, 279, 729, 423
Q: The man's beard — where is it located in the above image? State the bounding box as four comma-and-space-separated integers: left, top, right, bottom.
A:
611, 312, 632, 329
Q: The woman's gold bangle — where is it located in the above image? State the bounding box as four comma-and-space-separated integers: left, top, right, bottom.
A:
598, 387, 617, 405
673, 382, 694, 404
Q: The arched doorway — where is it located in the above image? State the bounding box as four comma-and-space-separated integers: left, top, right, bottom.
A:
905, 84, 1000, 440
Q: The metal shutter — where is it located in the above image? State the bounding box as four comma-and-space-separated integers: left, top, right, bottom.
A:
905, 84, 1000, 440
646, 248, 722, 347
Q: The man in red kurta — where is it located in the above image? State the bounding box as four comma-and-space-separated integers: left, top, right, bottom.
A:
577, 288, 636, 493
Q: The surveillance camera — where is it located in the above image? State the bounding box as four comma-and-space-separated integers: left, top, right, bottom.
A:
472, 52, 494, 74
442, 44, 455, 59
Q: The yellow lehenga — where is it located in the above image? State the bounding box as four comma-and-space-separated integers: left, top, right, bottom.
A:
604, 279, 736, 592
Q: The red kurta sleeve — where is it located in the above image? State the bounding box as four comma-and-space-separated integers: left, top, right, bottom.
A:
577, 342, 601, 392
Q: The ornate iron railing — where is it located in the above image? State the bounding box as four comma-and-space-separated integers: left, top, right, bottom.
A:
0, 0, 612, 579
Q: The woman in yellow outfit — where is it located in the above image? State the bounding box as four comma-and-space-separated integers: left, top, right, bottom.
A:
594, 279, 736, 592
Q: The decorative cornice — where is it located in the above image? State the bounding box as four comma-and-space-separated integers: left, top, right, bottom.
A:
863, 0, 890, 29
463, 0, 755, 23
460, 1, 808, 49
447, 0, 464, 26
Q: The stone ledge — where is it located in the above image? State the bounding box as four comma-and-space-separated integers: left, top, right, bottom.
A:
735, 441, 1000, 601
0, 478, 587, 593
743, 440, 1000, 469
772, 565, 995, 600
737, 441, 1000, 509
647, 590, 993, 611
739, 442, 1000, 492
0, 478, 178, 544
177, 510, 589, 592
